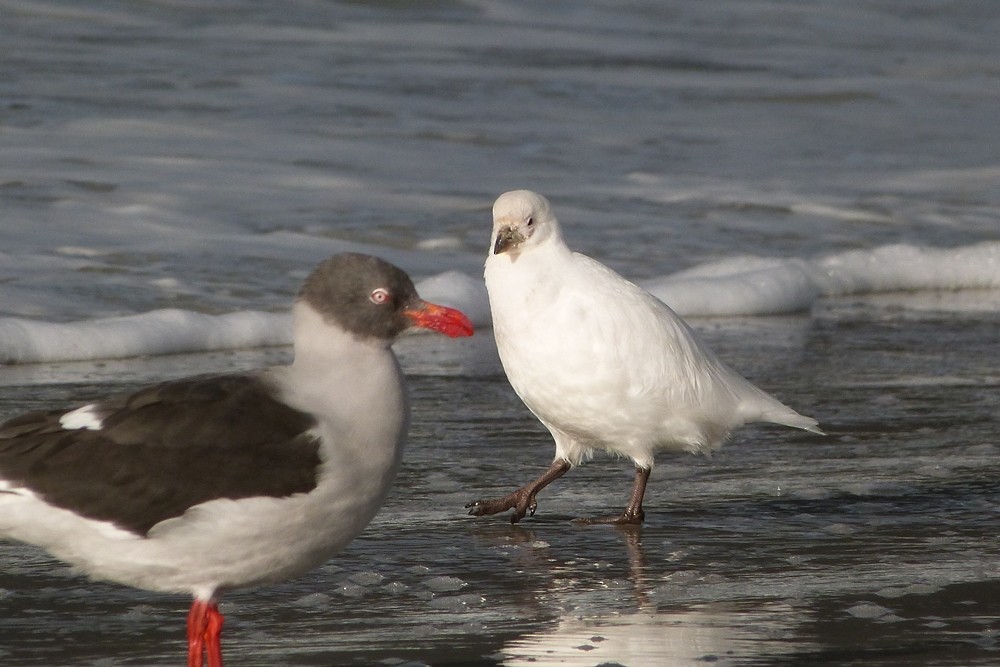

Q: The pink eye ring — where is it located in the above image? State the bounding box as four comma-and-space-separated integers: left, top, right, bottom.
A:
369, 288, 391, 305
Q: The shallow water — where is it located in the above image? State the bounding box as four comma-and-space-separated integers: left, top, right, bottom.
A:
2, 295, 998, 666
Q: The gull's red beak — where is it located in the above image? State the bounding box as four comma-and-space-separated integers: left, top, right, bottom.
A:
404, 300, 474, 338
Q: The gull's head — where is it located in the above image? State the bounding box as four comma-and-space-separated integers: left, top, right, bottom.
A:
490, 190, 560, 258
296, 253, 474, 344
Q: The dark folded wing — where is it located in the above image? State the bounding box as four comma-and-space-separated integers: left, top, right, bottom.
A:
0, 374, 321, 536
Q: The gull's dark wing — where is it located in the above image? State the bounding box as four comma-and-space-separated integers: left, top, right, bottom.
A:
0, 374, 321, 536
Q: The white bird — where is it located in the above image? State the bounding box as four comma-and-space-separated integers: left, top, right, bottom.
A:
0, 253, 473, 667
467, 190, 821, 525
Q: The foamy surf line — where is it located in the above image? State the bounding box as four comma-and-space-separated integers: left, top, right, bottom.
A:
644, 241, 1000, 317
0, 310, 292, 365
1, 243, 997, 364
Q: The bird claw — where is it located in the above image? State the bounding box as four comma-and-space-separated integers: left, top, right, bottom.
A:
572, 506, 645, 526
465, 488, 537, 523
465, 497, 514, 517
508, 492, 539, 524
465, 500, 495, 517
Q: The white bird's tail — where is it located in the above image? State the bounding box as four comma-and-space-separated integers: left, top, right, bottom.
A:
738, 381, 824, 435
760, 408, 824, 435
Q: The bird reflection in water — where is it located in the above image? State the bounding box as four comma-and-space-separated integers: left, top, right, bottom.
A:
475, 523, 801, 666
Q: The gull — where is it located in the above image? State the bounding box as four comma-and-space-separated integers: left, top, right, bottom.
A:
0, 253, 473, 666
467, 190, 821, 524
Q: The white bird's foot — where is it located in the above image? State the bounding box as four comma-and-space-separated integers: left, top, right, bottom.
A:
573, 466, 650, 525
572, 505, 645, 526
465, 488, 537, 523
465, 459, 572, 524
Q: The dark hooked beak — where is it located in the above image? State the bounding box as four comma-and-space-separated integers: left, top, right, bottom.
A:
493, 225, 525, 255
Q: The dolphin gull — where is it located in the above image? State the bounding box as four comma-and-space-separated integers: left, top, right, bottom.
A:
0, 252, 474, 666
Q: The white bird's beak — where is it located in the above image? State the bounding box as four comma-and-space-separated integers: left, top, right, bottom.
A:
493, 225, 526, 255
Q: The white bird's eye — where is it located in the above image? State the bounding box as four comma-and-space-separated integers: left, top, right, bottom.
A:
369, 288, 391, 305
526, 217, 534, 227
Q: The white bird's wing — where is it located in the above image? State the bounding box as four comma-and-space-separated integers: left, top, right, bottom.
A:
579, 255, 821, 434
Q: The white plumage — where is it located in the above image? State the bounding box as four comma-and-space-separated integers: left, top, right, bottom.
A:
467, 190, 821, 524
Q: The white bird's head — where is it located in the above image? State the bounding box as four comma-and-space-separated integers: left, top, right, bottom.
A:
490, 190, 562, 258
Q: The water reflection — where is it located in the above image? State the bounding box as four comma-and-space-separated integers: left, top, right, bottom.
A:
502, 605, 800, 667
499, 526, 803, 666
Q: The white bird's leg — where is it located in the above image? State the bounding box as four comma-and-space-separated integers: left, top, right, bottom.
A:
575, 466, 650, 525
622, 466, 651, 523
466, 459, 571, 523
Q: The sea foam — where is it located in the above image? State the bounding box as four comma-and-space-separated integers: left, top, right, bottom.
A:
0, 310, 290, 365
643, 241, 1000, 317
1, 242, 997, 365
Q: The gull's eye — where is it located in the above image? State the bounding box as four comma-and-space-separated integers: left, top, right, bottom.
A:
526, 217, 534, 227
369, 288, 391, 305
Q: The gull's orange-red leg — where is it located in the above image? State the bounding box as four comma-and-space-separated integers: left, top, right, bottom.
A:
187, 599, 225, 667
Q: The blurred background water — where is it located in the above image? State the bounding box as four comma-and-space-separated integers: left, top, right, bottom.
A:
1, 1, 998, 665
